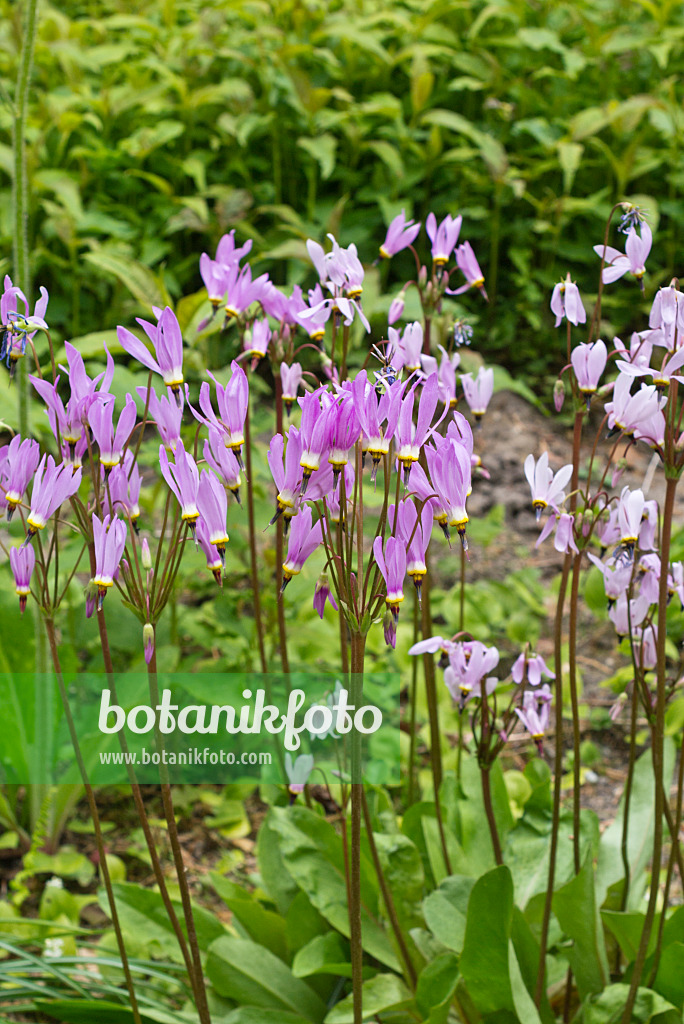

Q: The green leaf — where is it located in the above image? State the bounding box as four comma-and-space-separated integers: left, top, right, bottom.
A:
292, 933, 353, 978
220, 1011, 314, 1024
580, 984, 679, 1023
557, 141, 584, 194
601, 909, 652, 963
653, 942, 684, 1010
255, 810, 300, 915
210, 873, 288, 961
297, 135, 337, 180
84, 250, 168, 311
423, 875, 475, 953
206, 935, 327, 1022
97, 883, 224, 964
268, 806, 400, 971
415, 952, 459, 1023
324, 973, 413, 1023
596, 740, 675, 909
458, 866, 516, 1015
553, 853, 609, 1000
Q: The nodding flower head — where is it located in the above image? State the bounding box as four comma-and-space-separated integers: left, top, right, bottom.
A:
550, 273, 586, 328
242, 319, 272, 369
281, 506, 324, 591
460, 366, 494, 421
89, 394, 137, 472
188, 361, 249, 466
444, 640, 500, 710
268, 426, 302, 525
425, 212, 462, 267
524, 452, 573, 521
511, 648, 555, 686
24, 456, 82, 541
136, 385, 184, 451
515, 686, 552, 753
280, 362, 303, 414
117, 306, 185, 402
617, 486, 645, 552
394, 373, 443, 484
91, 514, 127, 610
197, 518, 224, 586
392, 499, 433, 597
204, 428, 242, 504
313, 572, 338, 619
10, 545, 35, 613
449, 241, 487, 299
159, 440, 200, 528
594, 221, 652, 290
197, 469, 229, 566
2, 435, 41, 520
105, 451, 142, 530
571, 340, 608, 408
1, 276, 48, 376
298, 388, 333, 493
285, 752, 314, 799
372, 536, 407, 647
380, 210, 421, 259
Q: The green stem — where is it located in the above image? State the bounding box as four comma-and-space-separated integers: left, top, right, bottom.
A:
534, 553, 572, 1007
244, 403, 268, 672
360, 788, 417, 987
620, 475, 678, 1024
349, 630, 366, 1024
146, 648, 212, 1024
12, 0, 39, 439
44, 618, 143, 1024
274, 376, 290, 674
568, 554, 582, 875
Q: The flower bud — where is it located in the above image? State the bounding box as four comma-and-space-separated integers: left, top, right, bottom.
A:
611, 460, 627, 488
388, 289, 406, 325
418, 265, 428, 288
141, 537, 152, 570
553, 378, 565, 413
143, 623, 155, 665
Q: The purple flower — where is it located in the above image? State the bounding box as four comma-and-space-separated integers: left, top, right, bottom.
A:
388, 289, 406, 326
460, 366, 494, 420
1, 276, 48, 375
313, 573, 338, 618
393, 499, 433, 596
380, 211, 421, 259
594, 222, 652, 287
242, 319, 272, 369
92, 514, 127, 609
280, 362, 303, 414
89, 394, 137, 471
197, 469, 229, 566
136, 385, 183, 451
515, 686, 552, 752
159, 441, 200, 525
511, 650, 555, 686
117, 306, 184, 399
2, 435, 41, 520
9, 545, 35, 613
25, 456, 82, 540
326, 394, 361, 483
617, 487, 645, 548
445, 640, 499, 708
204, 428, 242, 503
524, 452, 572, 520
395, 322, 423, 372
268, 426, 302, 525
425, 213, 462, 266
395, 373, 443, 483
189, 361, 249, 466
571, 340, 607, 407
351, 371, 404, 482
105, 451, 142, 529
298, 388, 333, 492
424, 432, 472, 547
437, 346, 460, 408
550, 274, 586, 328
282, 506, 324, 590
536, 511, 579, 554
448, 242, 487, 299
373, 535, 407, 647
196, 518, 224, 585
224, 263, 271, 319
605, 375, 665, 436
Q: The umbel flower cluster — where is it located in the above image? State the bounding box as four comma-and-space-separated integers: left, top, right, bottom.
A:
0, 201, 681, 758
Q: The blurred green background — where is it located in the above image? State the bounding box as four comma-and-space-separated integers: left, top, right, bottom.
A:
1, 0, 683, 384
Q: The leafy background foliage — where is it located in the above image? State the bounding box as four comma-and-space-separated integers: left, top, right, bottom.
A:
1, 0, 684, 382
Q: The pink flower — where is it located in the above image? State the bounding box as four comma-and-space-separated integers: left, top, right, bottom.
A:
460, 366, 494, 420
91, 514, 127, 610
449, 242, 487, 299
9, 545, 35, 613
282, 506, 324, 590
380, 211, 421, 259
2, 435, 41, 521
524, 452, 572, 520
24, 456, 82, 540
550, 274, 586, 328
159, 441, 200, 525
425, 212, 462, 266
197, 469, 229, 566
117, 306, 185, 400
594, 222, 652, 287
571, 340, 607, 407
